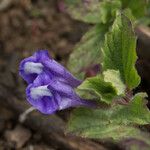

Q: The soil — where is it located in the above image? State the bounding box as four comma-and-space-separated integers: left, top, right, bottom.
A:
0, 0, 91, 149
0, 0, 150, 150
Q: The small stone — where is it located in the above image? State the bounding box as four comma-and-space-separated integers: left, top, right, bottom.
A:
4, 125, 31, 148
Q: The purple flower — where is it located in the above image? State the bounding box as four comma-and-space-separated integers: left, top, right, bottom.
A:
19, 50, 94, 114
19, 50, 81, 87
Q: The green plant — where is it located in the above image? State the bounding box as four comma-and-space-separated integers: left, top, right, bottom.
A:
66, 0, 150, 79
67, 12, 150, 145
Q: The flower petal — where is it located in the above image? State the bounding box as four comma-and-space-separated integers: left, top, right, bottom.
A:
34, 50, 51, 61
26, 84, 58, 114
55, 92, 96, 110
47, 79, 77, 97
19, 56, 39, 83
43, 59, 82, 88
19, 50, 51, 84
32, 71, 53, 86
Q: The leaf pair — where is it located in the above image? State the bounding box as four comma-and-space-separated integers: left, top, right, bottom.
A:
77, 14, 140, 104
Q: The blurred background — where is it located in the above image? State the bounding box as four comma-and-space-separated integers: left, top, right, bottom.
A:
0, 0, 150, 150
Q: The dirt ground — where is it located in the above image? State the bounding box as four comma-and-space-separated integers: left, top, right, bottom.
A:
0, 0, 150, 150
0, 0, 95, 150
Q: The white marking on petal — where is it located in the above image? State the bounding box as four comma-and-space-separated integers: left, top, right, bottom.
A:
59, 98, 71, 110
30, 85, 52, 99
24, 62, 43, 74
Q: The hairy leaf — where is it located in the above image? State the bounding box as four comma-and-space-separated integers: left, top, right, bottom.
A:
65, 0, 101, 23
103, 70, 125, 96
102, 14, 140, 89
78, 75, 117, 104
78, 69, 126, 104
120, 0, 147, 18
100, 0, 121, 24
68, 24, 108, 79
68, 93, 150, 140
64, 0, 121, 24
65, 0, 147, 24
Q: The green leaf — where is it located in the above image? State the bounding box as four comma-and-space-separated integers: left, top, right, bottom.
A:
103, 70, 125, 95
77, 69, 126, 104
112, 93, 150, 125
78, 75, 117, 104
100, 0, 121, 24
65, 0, 121, 24
120, 0, 147, 18
68, 93, 150, 140
102, 14, 141, 89
139, 2, 150, 25
68, 24, 108, 79
65, 0, 101, 24
65, 0, 148, 24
